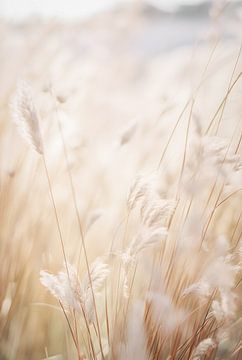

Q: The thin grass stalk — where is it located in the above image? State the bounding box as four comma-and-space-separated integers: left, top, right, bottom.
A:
157, 40, 219, 170
205, 71, 242, 135
49, 87, 105, 359
214, 44, 242, 135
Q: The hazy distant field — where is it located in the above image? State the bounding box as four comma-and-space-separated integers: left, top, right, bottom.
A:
0, 2, 241, 359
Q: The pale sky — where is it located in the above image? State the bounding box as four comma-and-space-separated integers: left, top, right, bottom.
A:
0, 0, 220, 20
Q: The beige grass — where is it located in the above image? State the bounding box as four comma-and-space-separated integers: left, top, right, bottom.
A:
0, 12, 242, 360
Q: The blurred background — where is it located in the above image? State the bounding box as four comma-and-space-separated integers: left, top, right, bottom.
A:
0, 0, 239, 20
0, 0, 241, 125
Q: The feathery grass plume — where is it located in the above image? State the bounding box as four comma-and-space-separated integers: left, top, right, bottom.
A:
40, 259, 109, 323
11, 80, 43, 154
140, 198, 176, 228
202, 136, 227, 159
119, 227, 167, 298
120, 227, 167, 273
129, 227, 168, 256
191, 338, 216, 359
127, 175, 149, 211
127, 173, 164, 214
40, 262, 82, 311
182, 279, 212, 298
211, 290, 237, 323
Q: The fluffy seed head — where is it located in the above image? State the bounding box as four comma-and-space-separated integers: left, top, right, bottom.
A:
191, 338, 216, 359
11, 80, 43, 154
40, 259, 109, 323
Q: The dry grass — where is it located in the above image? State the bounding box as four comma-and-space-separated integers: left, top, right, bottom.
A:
0, 7, 242, 360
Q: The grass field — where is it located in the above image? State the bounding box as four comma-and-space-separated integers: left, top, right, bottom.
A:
0, 3, 242, 359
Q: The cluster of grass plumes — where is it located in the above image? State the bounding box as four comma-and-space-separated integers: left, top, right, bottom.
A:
0, 20, 241, 359
2, 45, 241, 359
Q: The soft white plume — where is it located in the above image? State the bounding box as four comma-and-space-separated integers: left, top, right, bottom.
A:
40, 259, 109, 323
11, 81, 43, 154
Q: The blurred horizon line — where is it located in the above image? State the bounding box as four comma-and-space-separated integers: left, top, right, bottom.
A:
0, 0, 241, 22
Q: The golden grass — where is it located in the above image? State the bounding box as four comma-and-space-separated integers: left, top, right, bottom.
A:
0, 16, 242, 360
